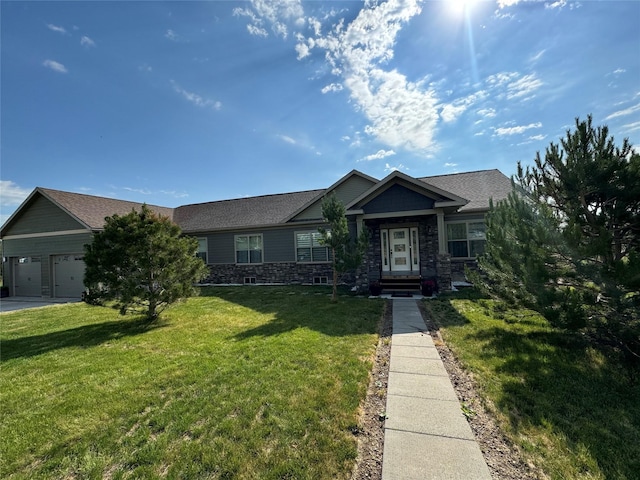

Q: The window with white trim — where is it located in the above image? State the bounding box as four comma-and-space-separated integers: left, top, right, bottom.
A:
196, 237, 208, 264
235, 234, 263, 264
296, 231, 330, 263
446, 221, 486, 258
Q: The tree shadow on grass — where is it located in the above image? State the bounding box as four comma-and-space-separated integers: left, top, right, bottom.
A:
437, 296, 640, 479
1, 317, 166, 362
199, 286, 383, 339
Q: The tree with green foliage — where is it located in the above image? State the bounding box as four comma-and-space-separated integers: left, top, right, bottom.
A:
84, 205, 209, 320
472, 115, 640, 368
318, 194, 369, 302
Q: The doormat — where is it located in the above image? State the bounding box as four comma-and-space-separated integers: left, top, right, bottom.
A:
391, 292, 413, 298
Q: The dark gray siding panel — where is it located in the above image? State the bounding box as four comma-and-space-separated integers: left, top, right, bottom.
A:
362, 184, 434, 214
207, 232, 236, 264
264, 229, 295, 263
2, 232, 93, 297
4, 195, 85, 236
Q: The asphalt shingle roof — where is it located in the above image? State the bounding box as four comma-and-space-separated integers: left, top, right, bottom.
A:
2, 170, 513, 236
419, 169, 512, 212
173, 189, 325, 233
39, 188, 175, 230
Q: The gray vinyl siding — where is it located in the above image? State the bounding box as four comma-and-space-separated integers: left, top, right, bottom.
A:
206, 232, 236, 264
264, 229, 295, 262
2, 232, 93, 297
3, 195, 84, 236
362, 184, 434, 214
443, 213, 487, 223
202, 225, 328, 264
293, 175, 375, 221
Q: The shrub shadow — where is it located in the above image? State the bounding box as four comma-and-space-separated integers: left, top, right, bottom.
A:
462, 318, 640, 478
2, 317, 165, 362
199, 286, 383, 339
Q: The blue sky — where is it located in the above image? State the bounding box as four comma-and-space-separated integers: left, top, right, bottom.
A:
1, 0, 639, 225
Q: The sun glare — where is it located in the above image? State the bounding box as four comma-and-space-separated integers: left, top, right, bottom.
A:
447, 0, 477, 16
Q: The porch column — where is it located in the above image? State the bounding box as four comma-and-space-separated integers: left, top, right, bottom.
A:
436, 209, 446, 254
356, 215, 364, 237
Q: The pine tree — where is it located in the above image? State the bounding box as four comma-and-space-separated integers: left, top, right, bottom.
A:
473, 116, 640, 367
84, 205, 208, 320
318, 194, 369, 302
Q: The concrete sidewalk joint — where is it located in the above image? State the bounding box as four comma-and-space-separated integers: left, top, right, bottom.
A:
381, 299, 492, 480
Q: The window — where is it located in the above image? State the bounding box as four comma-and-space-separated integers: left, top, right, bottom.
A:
296, 231, 330, 263
196, 237, 208, 264
446, 222, 486, 258
235, 234, 263, 264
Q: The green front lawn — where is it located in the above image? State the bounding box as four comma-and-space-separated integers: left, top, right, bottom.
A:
424, 290, 640, 480
1, 287, 383, 479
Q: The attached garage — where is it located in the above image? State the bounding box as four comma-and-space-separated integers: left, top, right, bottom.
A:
1, 187, 173, 298
53, 254, 86, 298
12, 256, 42, 297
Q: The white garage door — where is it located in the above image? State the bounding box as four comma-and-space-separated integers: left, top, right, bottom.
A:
13, 257, 42, 297
53, 254, 86, 298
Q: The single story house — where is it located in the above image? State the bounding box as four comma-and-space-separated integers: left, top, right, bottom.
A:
0, 169, 513, 298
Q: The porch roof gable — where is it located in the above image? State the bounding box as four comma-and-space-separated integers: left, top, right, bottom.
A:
345, 170, 468, 214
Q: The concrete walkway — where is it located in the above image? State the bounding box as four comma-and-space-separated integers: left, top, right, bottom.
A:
0, 296, 80, 313
381, 299, 492, 480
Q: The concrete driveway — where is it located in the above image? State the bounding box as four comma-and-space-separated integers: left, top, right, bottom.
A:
0, 297, 81, 313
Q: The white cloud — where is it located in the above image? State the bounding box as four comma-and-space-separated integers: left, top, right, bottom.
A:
0, 181, 31, 207
43, 59, 68, 73
278, 134, 297, 145
234, 0, 304, 39
321, 83, 343, 94
384, 162, 407, 173
444, 162, 458, 167
530, 49, 546, 63
139, 64, 153, 72
80, 36, 96, 47
123, 187, 152, 195
477, 108, 497, 118
528, 134, 547, 141
507, 73, 543, 99
247, 24, 268, 37
497, 0, 522, 7
439, 92, 485, 123
360, 149, 396, 162
605, 103, 640, 120
494, 122, 542, 136
165, 29, 178, 41
171, 81, 221, 110
241, 0, 444, 154
486, 71, 542, 101
47, 24, 66, 34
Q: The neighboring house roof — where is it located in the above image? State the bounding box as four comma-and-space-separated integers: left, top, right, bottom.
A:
173, 189, 325, 233
419, 169, 513, 212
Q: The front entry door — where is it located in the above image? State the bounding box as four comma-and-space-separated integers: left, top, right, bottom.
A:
381, 227, 419, 273
390, 228, 411, 272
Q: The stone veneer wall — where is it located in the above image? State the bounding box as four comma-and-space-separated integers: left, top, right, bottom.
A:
450, 259, 479, 282
436, 254, 452, 292
204, 263, 333, 285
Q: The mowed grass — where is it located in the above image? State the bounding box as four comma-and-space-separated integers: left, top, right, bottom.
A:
424, 290, 640, 480
1, 286, 384, 479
